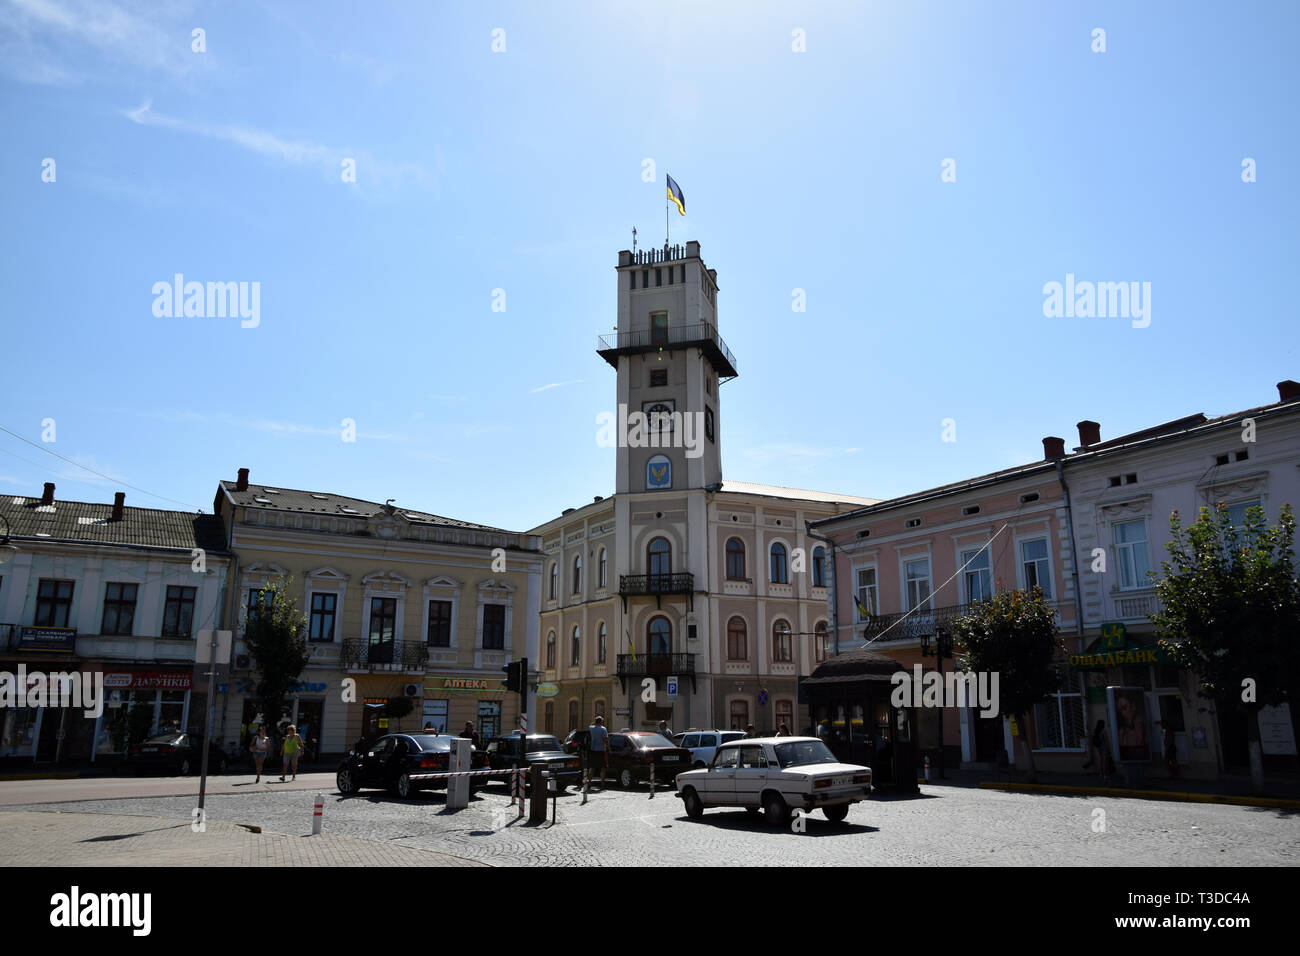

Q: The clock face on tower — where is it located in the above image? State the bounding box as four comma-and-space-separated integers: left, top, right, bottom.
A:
643, 400, 675, 438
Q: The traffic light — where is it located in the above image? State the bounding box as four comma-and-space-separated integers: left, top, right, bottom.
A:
502, 659, 522, 693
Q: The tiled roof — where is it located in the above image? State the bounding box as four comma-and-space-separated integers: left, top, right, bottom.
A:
2, 496, 228, 552
217, 481, 514, 534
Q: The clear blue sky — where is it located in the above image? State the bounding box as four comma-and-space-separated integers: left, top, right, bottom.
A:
2, 1, 1297, 532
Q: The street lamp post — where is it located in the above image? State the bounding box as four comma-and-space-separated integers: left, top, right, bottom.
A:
921, 627, 954, 779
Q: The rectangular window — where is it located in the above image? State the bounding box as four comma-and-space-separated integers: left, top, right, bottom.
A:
904, 559, 931, 612
642, 269, 649, 288
1033, 671, 1086, 750
1021, 539, 1052, 598
1115, 519, 1151, 590
427, 600, 452, 647
649, 369, 667, 387
655, 267, 662, 286
483, 604, 506, 650
247, 588, 276, 627
369, 597, 397, 644
101, 583, 138, 636
35, 579, 75, 628
961, 548, 992, 603
162, 586, 197, 638
729, 699, 749, 732
773, 627, 792, 663
422, 699, 449, 734
478, 701, 501, 740
775, 700, 793, 731
629, 271, 635, 290
856, 568, 877, 619
308, 592, 336, 642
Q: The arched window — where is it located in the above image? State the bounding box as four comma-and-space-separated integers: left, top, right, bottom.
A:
598, 621, 607, 663
549, 562, 557, 600
770, 543, 789, 584
572, 554, 582, 594
726, 538, 746, 580
647, 537, 672, 582
545, 630, 556, 668
571, 626, 581, 666
598, 548, 607, 589
814, 620, 829, 663
594, 699, 606, 720
812, 546, 826, 588
648, 616, 672, 655
772, 619, 792, 663
727, 616, 747, 661
568, 700, 579, 731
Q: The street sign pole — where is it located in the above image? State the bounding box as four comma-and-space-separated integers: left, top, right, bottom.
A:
196, 630, 232, 813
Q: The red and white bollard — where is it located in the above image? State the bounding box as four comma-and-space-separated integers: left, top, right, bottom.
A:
923, 755, 931, 782
649, 761, 655, 799
516, 768, 525, 816
311, 793, 324, 835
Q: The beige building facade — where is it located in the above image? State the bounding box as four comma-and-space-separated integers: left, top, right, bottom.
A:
213, 470, 542, 760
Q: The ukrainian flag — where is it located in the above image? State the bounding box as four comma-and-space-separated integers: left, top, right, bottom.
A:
854, 594, 872, 619
666, 174, 686, 216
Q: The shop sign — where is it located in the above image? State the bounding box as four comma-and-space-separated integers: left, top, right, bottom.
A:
1068, 623, 1175, 669
18, 626, 77, 653
1259, 704, 1298, 756
378, 717, 389, 729
101, 671, 193, 690
535, 682, 560, 698
436, 677, 495, 691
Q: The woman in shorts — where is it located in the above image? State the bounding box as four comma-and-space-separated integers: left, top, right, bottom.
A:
249, 725, 270, 783
280, 724, 304, 781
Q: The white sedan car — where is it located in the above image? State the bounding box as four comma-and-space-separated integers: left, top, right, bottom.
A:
675, 736, 871, 825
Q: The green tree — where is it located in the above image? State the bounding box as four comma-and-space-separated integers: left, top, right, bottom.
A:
1151, 503, 1300, 795
950, 587, 1064, 783
242, 578, 310, 752
386, 695, 414, 732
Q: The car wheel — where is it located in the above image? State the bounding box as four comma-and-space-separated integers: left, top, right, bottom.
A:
619, 768, 634, 789
762, 791, 789, 828
824, 804, 850, 823
337, 767, 359, 795
682, 788, 704, 819
396, 773, 412, 799
744, 806, 760, 818
179, 758, 192, 776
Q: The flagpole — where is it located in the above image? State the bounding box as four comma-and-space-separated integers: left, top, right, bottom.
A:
665, 199, 669, 248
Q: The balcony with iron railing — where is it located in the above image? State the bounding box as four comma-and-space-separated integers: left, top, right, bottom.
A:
340, 639, 428, 672
855, 598, 1075, 644
597, 322, 737, 380
615, 652, 697, 691
618, 572, 695, 611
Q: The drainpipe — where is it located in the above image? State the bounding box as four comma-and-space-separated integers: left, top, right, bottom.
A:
805, 522, 838, 656
1054, 459, 1087, 648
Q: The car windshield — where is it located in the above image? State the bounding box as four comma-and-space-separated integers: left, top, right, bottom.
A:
526, 736, 563, 753
773, 740, 839, 769
630, 734, 673, 748
144, 733, 185, 745
407, 735, 451, 751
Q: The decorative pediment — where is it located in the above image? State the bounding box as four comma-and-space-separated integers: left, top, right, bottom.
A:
477, 577, 517, 593
1199, 472, 1267, 500
426, 575, 462, 589
362, 570, 411, 589
306, 566, 349, 581
1098, 495, 1152, 516
244, 562, 289, 578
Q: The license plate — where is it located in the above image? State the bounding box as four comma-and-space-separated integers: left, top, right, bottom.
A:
143, 747, 158, 752
661, 756, 679, 762
832, 776, 850, 786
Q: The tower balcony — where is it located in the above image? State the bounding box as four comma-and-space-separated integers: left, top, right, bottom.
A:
617, 572, 695, 612
597, 322, 737, 380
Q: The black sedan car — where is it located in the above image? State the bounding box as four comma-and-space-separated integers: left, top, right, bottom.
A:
605, 732, 693, 789
125, 732, 229, 775
335, 733, 488, 799
484, 733, 582, 793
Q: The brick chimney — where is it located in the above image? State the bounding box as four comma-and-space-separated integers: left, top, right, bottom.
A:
40, 482, 55, 505
1043, 437, 1066, 460
112, 492, 125, 521
236, 467, 249, 491
1077, 420, 1101, 448
1278, 380, 1300, 403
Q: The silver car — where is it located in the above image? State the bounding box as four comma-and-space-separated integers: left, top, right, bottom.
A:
674, 736, 871, 825
677, 729, 746, 768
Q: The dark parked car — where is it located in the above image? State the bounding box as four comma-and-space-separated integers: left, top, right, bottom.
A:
335, 733, 488, 799
562, 728, 590, 755
484, 733, 582, 793
605, 732, 693, 789
125, 732, 229, 775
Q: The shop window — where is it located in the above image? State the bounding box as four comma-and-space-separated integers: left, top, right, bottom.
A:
1033, 671, 1086, 750
477, 701, 501, 740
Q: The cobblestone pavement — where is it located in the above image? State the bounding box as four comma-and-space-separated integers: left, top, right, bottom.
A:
3, 777, 1296, 866
0, 810, 483, 867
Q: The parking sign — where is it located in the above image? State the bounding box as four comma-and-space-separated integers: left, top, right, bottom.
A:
666, 676, 678, 700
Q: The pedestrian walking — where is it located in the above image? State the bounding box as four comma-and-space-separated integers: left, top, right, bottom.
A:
587, 715, 609, 787
460, 721, 479, 747
1090, 720, 1113, 779
1159, 721, 1179, 778
657, 719, 673, 739
744, 723, 758, 738
249, 724, 269, 783
280, 724, 304, 781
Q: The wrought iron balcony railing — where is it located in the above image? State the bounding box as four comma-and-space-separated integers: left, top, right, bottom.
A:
619, 572, 694, 596
340, 639, 428, 671
854, 603, 976, 643
597, 322, 737, 379
615, 653, 697, 693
